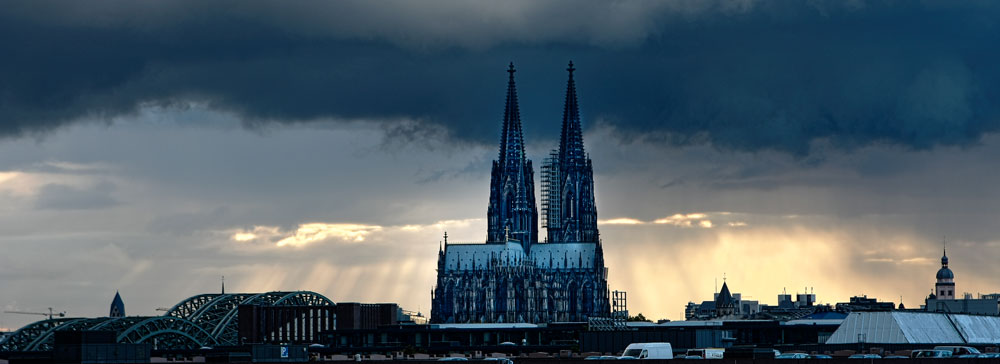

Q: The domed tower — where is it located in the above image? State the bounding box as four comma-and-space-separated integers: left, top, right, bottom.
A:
935, 247, 955, 300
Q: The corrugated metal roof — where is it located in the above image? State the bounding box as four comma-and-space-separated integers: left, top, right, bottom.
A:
826, 311, 1000, 344
826, 312, 907, 344
895, 312, 963, 343
950, 314, 1000, 344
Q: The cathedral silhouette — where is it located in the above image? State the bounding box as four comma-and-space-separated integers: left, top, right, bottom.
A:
431, 62, 611, 323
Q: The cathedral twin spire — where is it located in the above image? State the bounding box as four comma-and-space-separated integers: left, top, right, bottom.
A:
551, 61, 600, 243
498, 63, 526, 171
487, 61, 599, 248
434, 63, 611, 324
488, 63, 538, 247
559, 62, 586, 169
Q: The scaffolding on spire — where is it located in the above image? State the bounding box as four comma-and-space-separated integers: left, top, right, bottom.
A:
547, 61, 599, 243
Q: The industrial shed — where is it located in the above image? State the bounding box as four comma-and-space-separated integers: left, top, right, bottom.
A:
826, 311, 1000, 345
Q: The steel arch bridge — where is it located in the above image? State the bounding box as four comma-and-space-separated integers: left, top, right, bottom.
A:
165, 291, 333, 346
0, 316, 215, 352
0, 291, 334, 352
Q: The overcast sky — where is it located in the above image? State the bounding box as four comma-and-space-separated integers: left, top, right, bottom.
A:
3, 0, 1000, 329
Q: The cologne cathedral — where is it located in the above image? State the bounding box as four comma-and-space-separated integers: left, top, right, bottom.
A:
430, 62, 611, 323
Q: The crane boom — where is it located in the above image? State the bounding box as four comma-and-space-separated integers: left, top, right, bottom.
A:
4, 307, 66, 320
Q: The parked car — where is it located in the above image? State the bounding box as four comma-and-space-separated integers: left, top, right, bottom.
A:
438, 358, 469, 361
848, 354, 881, 359
584, 356, 618, 360
776, 353, 809, 359
934, 346, 981, 356
883, 355, 908, 359
484, 358, 513, 364
685, 348, 725, 359
620, 343, 674, 360
911, 350, 952, 358
809, 354, 832, 359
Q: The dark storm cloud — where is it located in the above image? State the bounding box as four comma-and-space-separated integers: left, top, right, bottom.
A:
2, 1, 1000, 154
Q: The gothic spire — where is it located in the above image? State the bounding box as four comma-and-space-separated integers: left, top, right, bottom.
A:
499, 62, 525, 168
547, 61, 599, 243
487, 62, 538, 246
559, 61, 585, 165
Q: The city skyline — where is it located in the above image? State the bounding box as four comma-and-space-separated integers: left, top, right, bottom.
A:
5, 1, 1000, 331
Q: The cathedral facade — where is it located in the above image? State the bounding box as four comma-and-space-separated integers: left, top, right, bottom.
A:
430, 63, 611, 323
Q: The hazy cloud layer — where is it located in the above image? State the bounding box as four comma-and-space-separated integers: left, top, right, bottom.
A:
2, 113, 1000, 328
3, 1, 1000, 154
34, 181, 118, 210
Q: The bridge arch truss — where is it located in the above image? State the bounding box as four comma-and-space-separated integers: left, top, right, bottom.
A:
1, 291, 334, 352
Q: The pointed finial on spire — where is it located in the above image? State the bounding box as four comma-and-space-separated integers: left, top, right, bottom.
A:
221, 275, 225, 294
444, 231, 448, 245
559, 59, 585, 167
497, 62, 526, 166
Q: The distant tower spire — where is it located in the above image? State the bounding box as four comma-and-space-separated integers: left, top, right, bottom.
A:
221, 275, 225, 294
941, 237, 950, 267
934, 241, 955, 300
498, 62, 525, 166
546, 61, 599, 243
487, 62, 539, 248
109, 291, 125, 317
559, 61, 584, 167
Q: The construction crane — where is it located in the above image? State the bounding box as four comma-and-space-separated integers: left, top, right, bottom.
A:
4, 308, 66, 320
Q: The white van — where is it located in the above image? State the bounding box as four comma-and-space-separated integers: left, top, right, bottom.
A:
620, 343, 674, 360
686, 348, 725, 359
